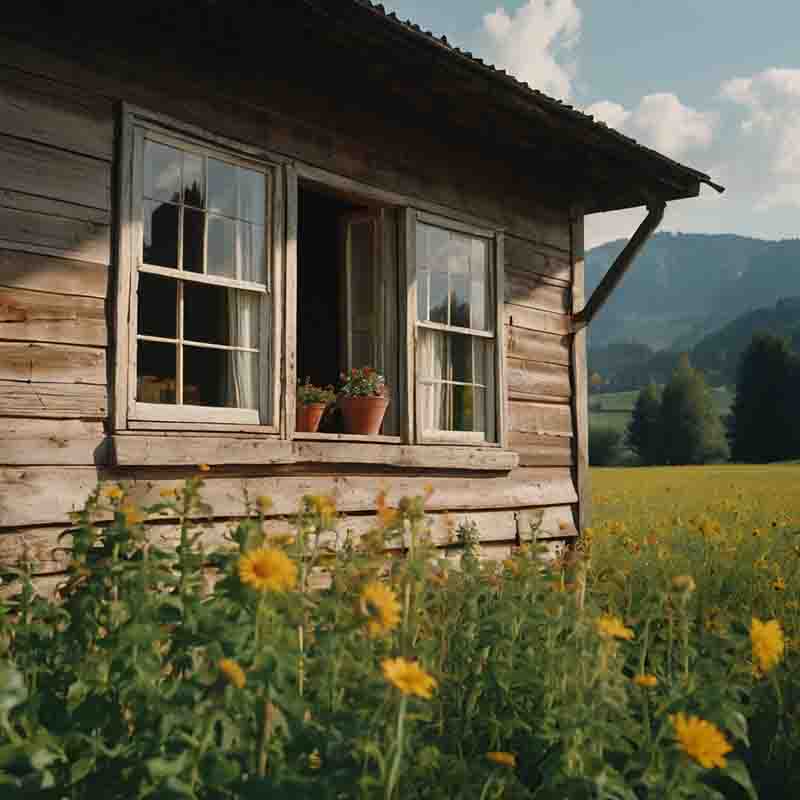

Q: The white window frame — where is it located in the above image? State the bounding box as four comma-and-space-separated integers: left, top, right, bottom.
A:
114, 107, 284, 433
406, 210, 507, 447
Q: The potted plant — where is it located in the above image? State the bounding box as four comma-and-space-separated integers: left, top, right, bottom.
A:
296, 379, 335, 433
338, 367, 390, 435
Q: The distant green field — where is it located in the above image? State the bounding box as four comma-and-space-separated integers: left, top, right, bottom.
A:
589, 386, 734, 441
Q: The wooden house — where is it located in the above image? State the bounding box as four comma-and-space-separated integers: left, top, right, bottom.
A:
0, 1, 719, 586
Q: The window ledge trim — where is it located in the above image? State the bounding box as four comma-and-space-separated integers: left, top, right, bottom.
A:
111, 435, 519, 471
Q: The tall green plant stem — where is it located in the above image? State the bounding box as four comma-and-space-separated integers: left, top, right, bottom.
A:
385, 695, 407, 800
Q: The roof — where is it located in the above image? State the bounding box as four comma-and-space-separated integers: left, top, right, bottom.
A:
339, 0, 723, 210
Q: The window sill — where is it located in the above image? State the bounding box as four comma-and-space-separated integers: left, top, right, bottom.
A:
293, 432, 402, 444
112, 434, 519, 471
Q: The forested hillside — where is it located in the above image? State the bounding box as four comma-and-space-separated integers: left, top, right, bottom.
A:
586, 232, 800, 351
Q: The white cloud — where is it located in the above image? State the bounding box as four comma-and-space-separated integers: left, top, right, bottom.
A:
720, 68, 800, 207
482, 0, 581, 99
586, 93, 716, 160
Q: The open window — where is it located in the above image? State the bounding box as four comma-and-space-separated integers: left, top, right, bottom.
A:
295, 182, 399, 437
123, 120, 281, 429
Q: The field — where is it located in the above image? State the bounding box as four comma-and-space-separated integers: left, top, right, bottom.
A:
588, 463, 800, 798
589, 386, 734, 436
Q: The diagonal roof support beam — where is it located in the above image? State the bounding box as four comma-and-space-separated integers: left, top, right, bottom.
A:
573, 199, 666, 331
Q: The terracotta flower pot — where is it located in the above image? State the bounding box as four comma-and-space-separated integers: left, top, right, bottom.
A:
296, 402, 327, 433
339, 395, 390, 436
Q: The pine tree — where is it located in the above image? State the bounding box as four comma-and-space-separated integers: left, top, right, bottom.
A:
731, 333, 799, 462
659, 354, 729, 465
626, 382, 662, 465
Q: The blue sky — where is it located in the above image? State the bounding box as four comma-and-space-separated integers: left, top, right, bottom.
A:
384, 1, 800, 247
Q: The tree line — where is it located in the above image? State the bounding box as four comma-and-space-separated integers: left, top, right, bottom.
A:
590, 333, 800, 466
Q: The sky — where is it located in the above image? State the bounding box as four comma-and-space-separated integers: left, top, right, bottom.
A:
383, 1, 800, 248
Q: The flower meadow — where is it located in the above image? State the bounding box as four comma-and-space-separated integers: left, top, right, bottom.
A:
0, 466, 796, 799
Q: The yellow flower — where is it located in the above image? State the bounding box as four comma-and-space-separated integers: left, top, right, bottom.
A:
121, 504, 145, 525
218, 658, 246, 689
239, 547, 298, 593
750, 617, 784, 674
159, 488, 176, 499
198, 463, 211, 472
104, 484, 124, 501
307, 494, 337, 525
633, 674, 658, 688
256, 495, 273, 513
772, 577, 786, 592
360, 582, 402, 637
671, 575, 696, 593
596, 614, 634, 641
486, 751, 516, 768
670, 713, 732, 769
308, 750, 322, 770
381, 658, 437, 699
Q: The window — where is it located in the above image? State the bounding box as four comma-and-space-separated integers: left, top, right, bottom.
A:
415, 217, 500, 444
295, 182, 399, 437
125, 123, 279, 428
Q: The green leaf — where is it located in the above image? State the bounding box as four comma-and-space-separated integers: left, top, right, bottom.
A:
0, 665, 27, 714
723, 759, 757, 800
70, 756, 95, 785
147, 750, 190, 780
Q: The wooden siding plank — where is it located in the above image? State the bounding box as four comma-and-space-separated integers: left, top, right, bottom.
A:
505, 269, 570, 313
517, 505, 578, 540
0, 249, 108, 297
506, 358, 571, 402
508, 401, 573, 437
505, 235, 571, 283
0, 342, 106, 385
503, 304, 570, 335
0, 467, 578, 528
0, 64, 114, 160
0, 287, 106, 345
508, 432, 574, 467
0, 380, 107, 418
112, 435, 519, 470
0, 509, 521, 576
0, 188, 108, 224
0, 133, 110, 210
505, 326, 570, 365
0, 206, 110, 265
0, 419, 106, 465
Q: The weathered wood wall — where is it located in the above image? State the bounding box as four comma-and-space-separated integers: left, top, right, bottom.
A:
0, 32, 583, 590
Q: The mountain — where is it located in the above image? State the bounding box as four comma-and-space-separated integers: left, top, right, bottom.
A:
590, 297, 800, 392
585, 232, 800, 351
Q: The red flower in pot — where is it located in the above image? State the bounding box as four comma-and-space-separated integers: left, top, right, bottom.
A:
338, 367, 389, 435
296, 379, 336, 433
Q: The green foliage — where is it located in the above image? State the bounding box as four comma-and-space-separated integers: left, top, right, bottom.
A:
731, 333, 800, 462
589, 426, 623, 466
660, 355, 729, 465
297, 378, 336, 406
0, 480, 773, 798
626, 382, 663, 465
338, 366, 387, 397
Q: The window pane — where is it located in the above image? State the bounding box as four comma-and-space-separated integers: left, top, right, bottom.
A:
144, 140, 181, 202
452, 384, 473, 431
474, 338, 491, 387
447, 233, 470, 274
183, 283, 260, 348
137, 340, 176, 403
429, 271, 448, 324
450, 332, 472, 383
450, 274, 470, 328
183, 153, 205, 208
470, 238, 488, 277
143, 200, 178, 268
208, 158, 237, 217
238, 167, 265, 223
183, 208, 205, 273
473, 388, 486, 433
184, 346, 258, 409
239, 222, 266, 284
138, 273, 176, 338
207, 215, 236, 279
417, 269, 429, 321
471, 279, 487, 330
